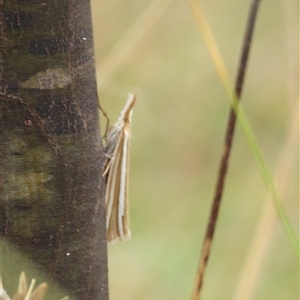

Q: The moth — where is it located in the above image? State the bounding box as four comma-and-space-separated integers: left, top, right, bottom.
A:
103, 93, 136, 244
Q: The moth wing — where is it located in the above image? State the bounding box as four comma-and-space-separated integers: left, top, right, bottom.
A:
105, 129, 131, 244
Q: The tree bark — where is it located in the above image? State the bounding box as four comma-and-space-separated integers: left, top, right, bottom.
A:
0, 1, 108, 299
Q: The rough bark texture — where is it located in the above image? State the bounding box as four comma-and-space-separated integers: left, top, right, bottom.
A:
0, 1, 108, 299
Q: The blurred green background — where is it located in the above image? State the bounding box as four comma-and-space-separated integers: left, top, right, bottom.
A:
91, 1, 299, 299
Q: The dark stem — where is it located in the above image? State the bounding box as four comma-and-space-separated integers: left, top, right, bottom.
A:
0, 1, 108, 299
191, 0, 261, 299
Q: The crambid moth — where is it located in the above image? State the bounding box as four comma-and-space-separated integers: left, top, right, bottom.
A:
103, 93, 136, 244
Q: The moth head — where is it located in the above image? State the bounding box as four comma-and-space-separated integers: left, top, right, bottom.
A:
120, 93, 136, 125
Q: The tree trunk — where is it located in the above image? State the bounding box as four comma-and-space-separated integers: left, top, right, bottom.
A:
0, 1, 108, 299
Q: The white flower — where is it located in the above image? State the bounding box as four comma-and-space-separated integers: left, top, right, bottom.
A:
0, 272, 68, 300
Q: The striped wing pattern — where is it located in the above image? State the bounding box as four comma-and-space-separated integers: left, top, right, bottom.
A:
104, 93, 136, 245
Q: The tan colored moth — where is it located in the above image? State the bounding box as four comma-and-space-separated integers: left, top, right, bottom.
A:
103, 93, 136, 244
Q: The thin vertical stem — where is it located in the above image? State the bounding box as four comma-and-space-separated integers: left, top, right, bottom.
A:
191, 1, 261, 299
